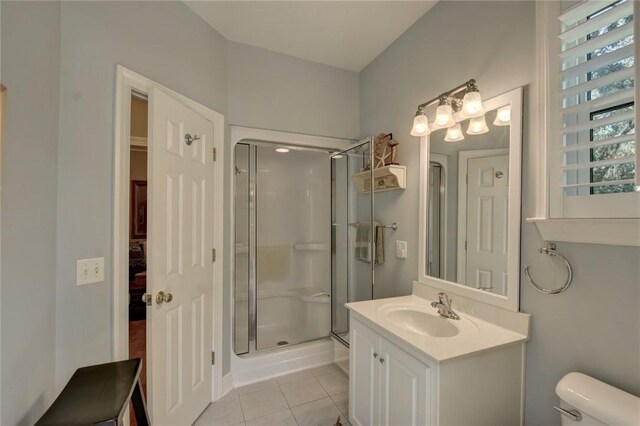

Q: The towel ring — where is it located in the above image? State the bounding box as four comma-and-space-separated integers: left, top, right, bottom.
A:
524, 243, 573, 295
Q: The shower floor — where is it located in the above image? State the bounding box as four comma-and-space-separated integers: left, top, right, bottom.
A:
257, 326, 328, 351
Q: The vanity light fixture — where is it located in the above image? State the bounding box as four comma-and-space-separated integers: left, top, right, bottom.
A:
275, 147, 290, 153
444, 123, 464, 142
466, 114, 489, 135
459, 82, 484, 119
410, 109, 431, 136
434, 98, 456, 129
410, 79, 486, 138
493, 105, 511, 126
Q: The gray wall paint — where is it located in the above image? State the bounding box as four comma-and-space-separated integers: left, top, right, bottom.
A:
227, 41, 360, 140
55, 0, 227, 389
1, 2, 60, 425
359, 2, 640, 425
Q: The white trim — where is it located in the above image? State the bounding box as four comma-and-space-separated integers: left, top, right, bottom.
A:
112, 65, 225, 403
456, 149, 509, 285
418, 88, 523, 312
527, 217, 640, 246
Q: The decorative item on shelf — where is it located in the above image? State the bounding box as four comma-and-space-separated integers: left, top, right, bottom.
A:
373, 132, 400, 168
410, 78, 496, 140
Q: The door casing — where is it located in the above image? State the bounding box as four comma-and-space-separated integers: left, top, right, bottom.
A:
112, 65, 225, 403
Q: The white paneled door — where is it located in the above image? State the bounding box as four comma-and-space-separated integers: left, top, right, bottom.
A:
465, 154, 509, 294
148, 88, 214, 426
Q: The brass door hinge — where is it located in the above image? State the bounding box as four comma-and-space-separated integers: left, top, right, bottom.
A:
212, 248, 216, 263
211, 352, 216, 365
213, 147, 217, 162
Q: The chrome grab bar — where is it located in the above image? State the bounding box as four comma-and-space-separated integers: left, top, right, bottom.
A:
524, 243, 574, 295
554, 406, 582, 422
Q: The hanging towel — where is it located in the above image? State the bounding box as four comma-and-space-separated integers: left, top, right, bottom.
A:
355, 221, 384, 265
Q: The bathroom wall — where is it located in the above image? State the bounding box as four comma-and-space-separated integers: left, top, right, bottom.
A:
0, 2, 61, 425
55, 0, 228, 391
359, 1, 640, 425
227, 41, 360, 140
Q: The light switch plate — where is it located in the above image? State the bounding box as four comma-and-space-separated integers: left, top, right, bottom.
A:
76, 257, 105, 285
395, 240, 408, 259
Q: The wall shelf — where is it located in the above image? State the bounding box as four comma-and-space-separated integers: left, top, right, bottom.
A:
352, 165, 406, 193
527, 218, 640, 247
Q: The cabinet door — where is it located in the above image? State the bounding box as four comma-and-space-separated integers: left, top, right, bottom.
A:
350, 319, 380, 426
379, 338, 431, 426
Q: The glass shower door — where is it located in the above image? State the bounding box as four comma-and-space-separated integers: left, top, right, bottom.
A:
331, 139, 374, 345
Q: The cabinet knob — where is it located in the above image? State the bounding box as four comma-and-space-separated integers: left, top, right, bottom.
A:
373, 352, 378, 358
379, 358, 385, 364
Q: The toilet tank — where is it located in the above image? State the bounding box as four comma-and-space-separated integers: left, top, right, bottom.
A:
555, 372, 640, 426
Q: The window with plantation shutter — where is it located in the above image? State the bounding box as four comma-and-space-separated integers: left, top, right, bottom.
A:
554, 0, 639, 218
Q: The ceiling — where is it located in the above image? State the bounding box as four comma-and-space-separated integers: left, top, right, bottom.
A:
185, 1, 438, 72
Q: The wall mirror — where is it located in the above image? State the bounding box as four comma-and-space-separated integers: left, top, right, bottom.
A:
418, 87, 523, 311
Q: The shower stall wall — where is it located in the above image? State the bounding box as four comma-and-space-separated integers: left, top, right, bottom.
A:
234, 143, 332, 355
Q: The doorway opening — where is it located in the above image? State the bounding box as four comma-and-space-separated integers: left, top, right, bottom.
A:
128, 92, 148, 425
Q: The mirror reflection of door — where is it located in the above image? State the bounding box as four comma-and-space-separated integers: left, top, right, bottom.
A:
425, 107, 511, 297
459, 151, 509, 294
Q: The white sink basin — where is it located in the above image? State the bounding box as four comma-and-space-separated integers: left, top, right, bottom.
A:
383, 308, 459, 338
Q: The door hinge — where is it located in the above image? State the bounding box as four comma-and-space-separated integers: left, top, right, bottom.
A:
465, 241, 468, 250
213, 147, 217, 162
211, 352, 216, 365
212, 248, 216, 263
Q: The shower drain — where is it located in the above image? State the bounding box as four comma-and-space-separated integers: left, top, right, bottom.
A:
277, 340, 289, 346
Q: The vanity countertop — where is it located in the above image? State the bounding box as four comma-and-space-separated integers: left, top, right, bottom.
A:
345, 294, 529, 363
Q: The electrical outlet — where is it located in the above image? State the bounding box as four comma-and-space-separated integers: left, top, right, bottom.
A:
395, 240, 408, 259
76, 257, 105, 285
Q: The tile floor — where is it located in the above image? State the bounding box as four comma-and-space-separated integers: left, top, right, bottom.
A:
194, 363, 350, 426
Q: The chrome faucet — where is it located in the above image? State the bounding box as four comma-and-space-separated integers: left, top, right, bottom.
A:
431, 292, 460, 320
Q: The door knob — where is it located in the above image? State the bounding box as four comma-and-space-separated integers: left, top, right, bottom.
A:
142, 293, 152, 306
156, 291, 173, 304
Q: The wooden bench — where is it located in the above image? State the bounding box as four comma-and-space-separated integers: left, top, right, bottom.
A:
36, 358, 149, 426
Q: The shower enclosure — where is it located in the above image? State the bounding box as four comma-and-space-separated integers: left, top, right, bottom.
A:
234, 143, 333, 354
233, 137, 375, 355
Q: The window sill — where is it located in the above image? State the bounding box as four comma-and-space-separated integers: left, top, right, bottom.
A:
526, 218, 640, 247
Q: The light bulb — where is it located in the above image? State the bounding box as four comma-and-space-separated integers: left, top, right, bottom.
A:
410, 112, 431, 136
460, 91, 485, 119
275, 147, 290, 153
494, 106, 511, 126
435, 104, 455, 128
444, 123, 464, 142
466, 114, 489, 135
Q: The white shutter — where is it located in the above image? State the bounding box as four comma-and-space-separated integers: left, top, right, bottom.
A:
558, 0, 638, 203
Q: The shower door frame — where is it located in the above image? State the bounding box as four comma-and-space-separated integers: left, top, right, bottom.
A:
229, 126, 352, 357
330, 138, 375, 347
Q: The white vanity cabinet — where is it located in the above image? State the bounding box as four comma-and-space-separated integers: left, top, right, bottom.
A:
351, 317, 432, 426
349, 313, 525, 426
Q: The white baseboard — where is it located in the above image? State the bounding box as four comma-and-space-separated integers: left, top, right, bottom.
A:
221, 372, 234, 399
